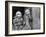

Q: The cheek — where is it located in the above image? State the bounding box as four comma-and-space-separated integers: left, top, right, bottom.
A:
17, 15, 21, 17
28, 11, 30, 13
25, 12, 30, 14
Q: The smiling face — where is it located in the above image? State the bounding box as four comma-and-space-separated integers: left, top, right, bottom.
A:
16, 11, 22, 18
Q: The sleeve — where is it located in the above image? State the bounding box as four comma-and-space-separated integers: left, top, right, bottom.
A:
13, 18, 18, 26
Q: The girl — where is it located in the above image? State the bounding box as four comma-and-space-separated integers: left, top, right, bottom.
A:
13, 11, 23, 30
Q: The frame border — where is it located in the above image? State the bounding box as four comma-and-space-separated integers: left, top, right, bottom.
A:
5, 1, 45, 36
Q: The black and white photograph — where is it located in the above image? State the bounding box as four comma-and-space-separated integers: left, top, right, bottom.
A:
5, 1, 45, 36
12, 7, 40, 30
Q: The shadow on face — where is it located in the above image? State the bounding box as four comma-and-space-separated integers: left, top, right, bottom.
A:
25, 9, 30, 15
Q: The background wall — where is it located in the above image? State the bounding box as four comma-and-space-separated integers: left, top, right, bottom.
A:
32, 8, 40, 29
0, 0, 46, 37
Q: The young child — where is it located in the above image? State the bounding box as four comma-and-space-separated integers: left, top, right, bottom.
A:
13, 11, 23, 30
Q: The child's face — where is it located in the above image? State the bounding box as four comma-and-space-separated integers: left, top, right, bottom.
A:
16, 11, 22, 18
25, 9, 30, 15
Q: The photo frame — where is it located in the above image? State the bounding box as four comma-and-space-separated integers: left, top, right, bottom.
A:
5, 1, 45, 36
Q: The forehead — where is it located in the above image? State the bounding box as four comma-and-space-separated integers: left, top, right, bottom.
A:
16, 11, 21, 15
25, 9, 30, 12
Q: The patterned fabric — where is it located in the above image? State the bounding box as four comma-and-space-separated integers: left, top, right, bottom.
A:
13, 15, 33, 30
13, 16, 23, 30
23, 15, 32, 30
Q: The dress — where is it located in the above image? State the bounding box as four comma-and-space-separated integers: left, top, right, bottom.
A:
13, 16, 23, 30
23, 15, 32, 30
